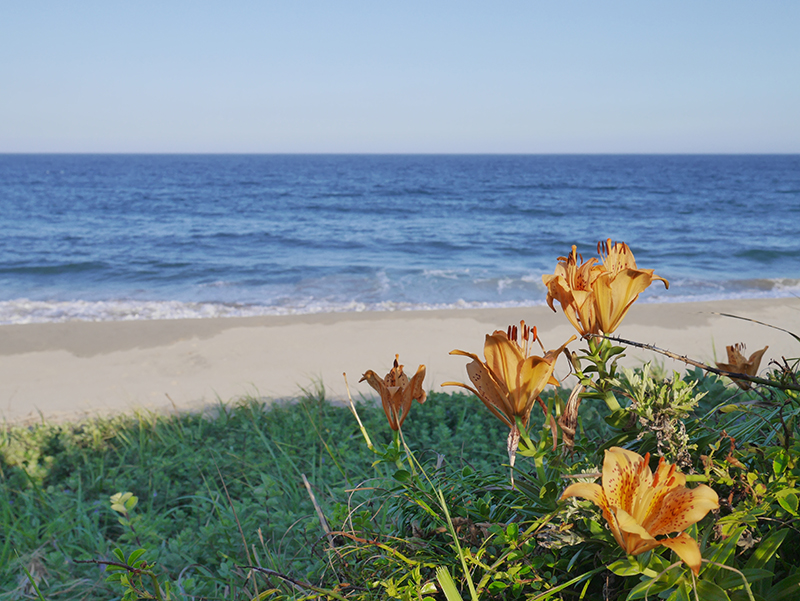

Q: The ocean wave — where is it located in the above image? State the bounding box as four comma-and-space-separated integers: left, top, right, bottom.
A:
1, 278, 799, 325
0, 297, 549, 325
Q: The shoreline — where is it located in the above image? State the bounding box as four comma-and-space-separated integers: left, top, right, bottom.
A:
3, 289, 800, 327
2, 297, 798, 424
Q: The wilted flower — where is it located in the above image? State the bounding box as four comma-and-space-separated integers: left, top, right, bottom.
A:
560, 447, 719, 575
361, 355, 426, 430
716, 343, 769, 389
444, 322, 574, 465
543, 240, 669, 337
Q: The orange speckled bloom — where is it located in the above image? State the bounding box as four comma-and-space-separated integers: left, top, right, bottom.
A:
543, 240, 669, 337
560, 447, 718, 575
361, 355, 426, 430
444, 322, 574, 430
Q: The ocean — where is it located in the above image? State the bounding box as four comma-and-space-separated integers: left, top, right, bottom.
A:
1, 154, 798, 325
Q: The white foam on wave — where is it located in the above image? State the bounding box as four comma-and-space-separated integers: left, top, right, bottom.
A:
1, 277, 798, 324
0, 297, 553, 325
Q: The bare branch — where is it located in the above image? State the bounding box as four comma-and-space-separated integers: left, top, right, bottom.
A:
590, 334, 800, 393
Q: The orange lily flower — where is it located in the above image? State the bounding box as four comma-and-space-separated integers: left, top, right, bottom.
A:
593, 239, 669, 334
543, 240, 669, 336
715, 343, 769, 389
542, 246, 600, 336
361, 355, 426, 430
444, 322, 574, 431
561, 447, 719, 575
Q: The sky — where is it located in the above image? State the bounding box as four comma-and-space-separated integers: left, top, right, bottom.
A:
1, 2, 798, 154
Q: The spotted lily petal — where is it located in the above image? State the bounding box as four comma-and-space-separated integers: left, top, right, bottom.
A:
560, 482, 606, 506
643, 484, 720, 537
561, 447, 718, 574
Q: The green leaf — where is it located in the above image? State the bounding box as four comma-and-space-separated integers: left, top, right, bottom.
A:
608, 557, 642, 576
775, 490, 799, 516
436, 567, 464, 601
764, 571, 800, 600
715, 568, 774, 589
393, 469, 411, 482
705, 527, 745, 580
127, 548, 147, 566
772, 449, 789, 477
666, 581, 692, 601
695, 580, 732, 601
628, 570, 681, 600
420, 581, 437, 595
744, 530, 788, 570
112, 548, 126, 563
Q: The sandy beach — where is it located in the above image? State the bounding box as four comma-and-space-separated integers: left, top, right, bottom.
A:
1, 297, 798, 423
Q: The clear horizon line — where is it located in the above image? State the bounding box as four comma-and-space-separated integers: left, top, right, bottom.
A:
2, 151, 799, 157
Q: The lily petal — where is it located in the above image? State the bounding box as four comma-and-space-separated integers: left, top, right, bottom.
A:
660, 532, 704, 576
560, 482, 605, 505
483, 332, 524, 397
613, 507, 661, 556
643, 484, 719, 537
602, 447, 653, 511
594, 269, 656, 334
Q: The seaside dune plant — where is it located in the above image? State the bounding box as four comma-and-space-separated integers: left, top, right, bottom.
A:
1, 367, 798, 599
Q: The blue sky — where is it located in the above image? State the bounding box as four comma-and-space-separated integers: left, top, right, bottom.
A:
2, 2, 798, 153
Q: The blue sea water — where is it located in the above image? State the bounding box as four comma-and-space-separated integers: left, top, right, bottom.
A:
0, 154, 798, 324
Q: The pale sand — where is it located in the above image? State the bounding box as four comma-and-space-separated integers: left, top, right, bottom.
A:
1, 298, 798, 423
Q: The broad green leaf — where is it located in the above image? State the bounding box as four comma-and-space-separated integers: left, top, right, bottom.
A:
608, 557, 642, 576
393, 469, 411, 482
772, 449, 788, 477
124, 495, 138, 511
775, 490, 799, 516
436, 567, 464, 601
127, 548, 147, 566
764, 572, 800, 601
695, 580, 732, 601
716, 568, 774, 589
744, 530, 788, 570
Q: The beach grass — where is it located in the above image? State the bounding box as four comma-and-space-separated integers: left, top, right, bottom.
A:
0, 387, 527, 599
2, 365, 799, 600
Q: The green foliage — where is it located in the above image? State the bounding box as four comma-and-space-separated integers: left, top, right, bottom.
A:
1, 351, 799, 600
